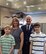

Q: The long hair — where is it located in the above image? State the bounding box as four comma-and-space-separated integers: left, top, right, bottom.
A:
11, 17, 19, 28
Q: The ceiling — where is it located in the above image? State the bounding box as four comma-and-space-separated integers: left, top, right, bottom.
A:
0, 0, 46, 12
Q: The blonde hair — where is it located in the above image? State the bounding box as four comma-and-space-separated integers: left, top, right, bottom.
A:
11, 17, 19, 28
4, 25, 11, 30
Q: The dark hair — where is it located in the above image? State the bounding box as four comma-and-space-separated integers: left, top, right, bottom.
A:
34, 23, 40, 27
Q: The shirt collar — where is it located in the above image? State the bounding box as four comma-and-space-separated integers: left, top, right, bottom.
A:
4, 34, 10, 37
34, 32, 42, 35
26, 24, 31, 27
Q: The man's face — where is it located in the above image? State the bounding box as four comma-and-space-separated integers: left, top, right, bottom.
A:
26, 17, 32, 25
34, 26, 41, 33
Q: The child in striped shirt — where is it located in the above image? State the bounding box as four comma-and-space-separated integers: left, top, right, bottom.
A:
0, 25, 15, 54
29, 23, 46, 54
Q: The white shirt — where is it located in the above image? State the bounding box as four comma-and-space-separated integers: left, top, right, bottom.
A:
29, 32, 46, 54
26, 24, 31, 30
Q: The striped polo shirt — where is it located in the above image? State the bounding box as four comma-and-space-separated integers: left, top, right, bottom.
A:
29, 32, 46, 54
0, 34, 15, 54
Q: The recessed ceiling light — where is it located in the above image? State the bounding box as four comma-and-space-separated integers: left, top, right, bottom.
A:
17, 6, 20, 8
26, 5, 34, 8
15, 0, 19, 1
7, 0, 13, 2
38, 7, 41, 10
23, 1, 27, 5
6, 3, 9, 5
30, 5, 34, 7
27, 7, 30, 11
41, 0, 43, 1
26, 6, 29, 7
14, 4, 20, 8
15, 4, 17, 6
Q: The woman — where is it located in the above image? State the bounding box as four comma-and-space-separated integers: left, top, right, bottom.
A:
11, 17, 24, 54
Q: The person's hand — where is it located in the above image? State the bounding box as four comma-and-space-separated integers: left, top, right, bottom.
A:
18, 49, 22, 54
9, 51, 13, 54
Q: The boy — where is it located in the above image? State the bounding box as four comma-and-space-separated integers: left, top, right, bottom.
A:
29, 23, 46, 54
0, 25, 15, 54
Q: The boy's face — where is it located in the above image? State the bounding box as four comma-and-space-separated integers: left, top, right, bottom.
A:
4, 27, 11, 35
34, 26, 41, 33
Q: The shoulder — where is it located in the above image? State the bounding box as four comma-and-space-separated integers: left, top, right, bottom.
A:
9, 34, 15, 40
21, 25, 26, 28
1, 35, 5, 38
19, 28, 23, 32
19, 28, 22, 31
31, 24, 34, 29
41, 33, 46, 37
41, 33, 46, 36
9, 34, 14, 38
29, 33, 35, 41
0, 35, 5, 40
42, 33, 46, 35
19, 28, 22, 30
30, 33, 35, 37
31, 24, 34, 26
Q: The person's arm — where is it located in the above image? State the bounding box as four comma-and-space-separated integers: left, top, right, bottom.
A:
44, 41, 46, 54
29, 41, 32, 54
18, 32, 24, 54
29, 34, 33, 54
10, 36, 15, 54
0, 37, 2, 54
9, 46, 14, 54
44, 35, 46, 54
0, 46, 2, 54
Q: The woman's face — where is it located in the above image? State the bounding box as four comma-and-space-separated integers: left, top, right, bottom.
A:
13, 20, 18, 27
